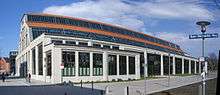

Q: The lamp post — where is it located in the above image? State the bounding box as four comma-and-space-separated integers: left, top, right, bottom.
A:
189, 21, 218, 95
196, 21, 210, 58
198, 21, 210, 95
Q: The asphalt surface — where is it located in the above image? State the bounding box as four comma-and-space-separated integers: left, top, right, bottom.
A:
0, 72, 217, 95
76, 72, 217, 95
151, 78, 217, 95
0, 85, 104, 95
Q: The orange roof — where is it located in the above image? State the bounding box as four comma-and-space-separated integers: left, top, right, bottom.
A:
26, 13, 174, 45
0, 58, 6, 65
26, 21, 182, 53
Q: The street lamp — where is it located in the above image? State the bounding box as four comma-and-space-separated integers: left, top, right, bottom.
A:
189, 21, 218, 95
197, 21, 210, 95
196, 21, 210, 58
196, 21, 210, 33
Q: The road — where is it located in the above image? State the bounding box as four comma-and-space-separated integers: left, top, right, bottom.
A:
75, 72, 217, 95
151, 78, 217, 95
0, 71, 217, 95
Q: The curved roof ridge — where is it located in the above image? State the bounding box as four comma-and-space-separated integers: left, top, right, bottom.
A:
27, 13, 175, 45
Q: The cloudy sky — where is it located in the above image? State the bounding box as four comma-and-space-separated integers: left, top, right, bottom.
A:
0, 0, 219, 57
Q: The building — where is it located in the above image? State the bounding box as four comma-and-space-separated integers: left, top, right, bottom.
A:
9, 50, 18, 75
16, 13, 201, 83
0, 57, 10, 75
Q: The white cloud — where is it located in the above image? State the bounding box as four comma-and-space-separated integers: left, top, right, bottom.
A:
42, 0, 217, 57
138, 2, 213, 20
155, 31, 220, 57
43, 0, 214, 31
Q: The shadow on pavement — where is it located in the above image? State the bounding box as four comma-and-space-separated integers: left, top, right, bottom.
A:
0, 84, 104, 95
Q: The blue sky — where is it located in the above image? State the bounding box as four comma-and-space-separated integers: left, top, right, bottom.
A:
0, 0, 76, 56
0, 0, 219, 57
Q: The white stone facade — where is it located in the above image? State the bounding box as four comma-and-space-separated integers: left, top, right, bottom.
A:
16, 14, 200, 84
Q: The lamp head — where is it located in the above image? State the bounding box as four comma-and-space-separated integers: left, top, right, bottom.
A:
196, 21, 211, 33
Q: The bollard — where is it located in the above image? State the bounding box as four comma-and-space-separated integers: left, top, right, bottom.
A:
105, 86, 109, 95
199, 84, 202, 95
80, 80, 82, 88
92, 81, 94, 91
127, 86, 129, 95
124, 86, 129, 95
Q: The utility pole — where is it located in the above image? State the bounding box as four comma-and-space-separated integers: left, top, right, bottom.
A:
189, 21, 218, 95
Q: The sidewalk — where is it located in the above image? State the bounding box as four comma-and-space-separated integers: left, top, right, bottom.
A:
0, 78, 53, 86
0, 72, 217, 95
74, 72, 217, 95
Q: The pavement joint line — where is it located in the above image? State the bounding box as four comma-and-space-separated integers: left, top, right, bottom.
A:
147, 77, 217, 94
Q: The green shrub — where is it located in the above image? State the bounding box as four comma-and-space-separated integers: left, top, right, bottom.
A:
117, 78, 123, 82
112, 79, 116, 82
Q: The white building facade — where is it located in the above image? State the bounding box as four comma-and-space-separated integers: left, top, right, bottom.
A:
16, 14, 200, 83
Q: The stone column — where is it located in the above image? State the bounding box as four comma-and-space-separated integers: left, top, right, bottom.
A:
51, 47, 62, 83
88, 40, 92, 46
189, 60, 191, 74
117, 55, 120, 76
90, 52, 93, 76
27, 51, 31, 74
194, 61, 197, 74
29, 50, 33, 74
160, 54, 164, 76
172, 56, 176, 75
16, 58, 20, 76
76, 41, 79, 45
35, 46, 39, 75
75, 51, 79, 77
126, 56, 129, 76
144, 50, 148, 77
103, 51, 108, 81
182, 58, 184, 74
135, 54, 140, 79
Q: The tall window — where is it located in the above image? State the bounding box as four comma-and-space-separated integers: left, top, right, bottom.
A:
175, 58, 182, 74
163, 56, 169, 75
119, 55, 127, 75
129, 56, 135, 74
108, 55, 117, 75
46, 52, 52, 76
191, 61, 195, 74
38, 44, 43, 75
79, 52, 90, 76
184, 60, 189, 74
140, 53, 144, 77
62, 51, 75, 76
32, 48, 36, 75
93, 53, 103, 76
196, 62, 199, 73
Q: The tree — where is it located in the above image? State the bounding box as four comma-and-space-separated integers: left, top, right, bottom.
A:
207, 52, 218, 71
